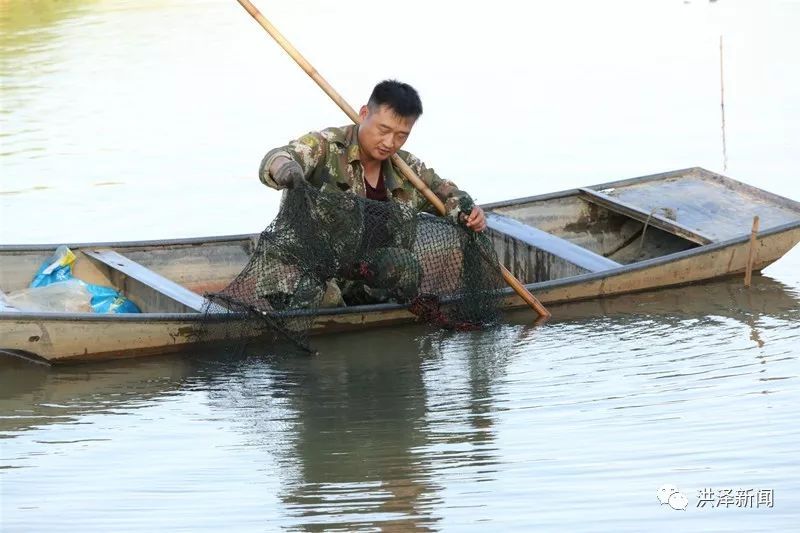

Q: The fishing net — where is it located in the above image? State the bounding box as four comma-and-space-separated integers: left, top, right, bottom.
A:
203, 182, 505, 352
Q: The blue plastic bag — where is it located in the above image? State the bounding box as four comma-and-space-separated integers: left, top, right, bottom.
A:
30, 245, 77, 288
85, 284, 141, 313
30, 246, 141, 314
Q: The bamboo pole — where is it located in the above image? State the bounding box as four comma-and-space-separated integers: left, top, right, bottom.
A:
236, 0, 550, 318
744, 216, 759, 287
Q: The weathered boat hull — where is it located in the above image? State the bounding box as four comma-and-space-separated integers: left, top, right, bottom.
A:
2, 223, 796, 364
499, 223, 799, 307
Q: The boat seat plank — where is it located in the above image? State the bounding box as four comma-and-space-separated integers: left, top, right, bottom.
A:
586, 171, 800, 242
487, 213, 622, 273
579, 187, 714, 245
83, 249, 208, 313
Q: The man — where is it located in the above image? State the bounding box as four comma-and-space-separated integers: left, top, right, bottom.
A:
260, 80, 486, 230
258, 80, 486, 307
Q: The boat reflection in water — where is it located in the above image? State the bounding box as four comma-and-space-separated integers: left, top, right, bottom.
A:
202, 323, 527, 530
525, 274, 800, 349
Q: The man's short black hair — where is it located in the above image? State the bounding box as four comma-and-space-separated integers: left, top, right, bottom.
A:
367, 80, 423, 119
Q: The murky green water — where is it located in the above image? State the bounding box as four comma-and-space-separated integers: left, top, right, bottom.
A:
2, 0, 799, 531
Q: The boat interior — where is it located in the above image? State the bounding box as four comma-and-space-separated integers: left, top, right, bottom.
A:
2, 168, 799, 315
485, 167, 800, 284
486, 189, 703, 283
0, 238, 254, 315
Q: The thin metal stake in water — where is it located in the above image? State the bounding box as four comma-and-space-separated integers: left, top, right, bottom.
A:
719, 35, 728, 171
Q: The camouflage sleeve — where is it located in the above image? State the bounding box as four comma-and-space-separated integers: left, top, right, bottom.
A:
399, 151, 473, 223
259, 132, 329, 190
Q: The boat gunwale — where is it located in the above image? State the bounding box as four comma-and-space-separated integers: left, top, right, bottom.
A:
480, 167, 696, 210
2, 220, 798, 323
594, 167, 800, 212
482, 166, 800, 214
0, 233, 256, 253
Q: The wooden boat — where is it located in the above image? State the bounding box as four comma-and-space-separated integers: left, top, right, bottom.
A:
2, 167, 799, 364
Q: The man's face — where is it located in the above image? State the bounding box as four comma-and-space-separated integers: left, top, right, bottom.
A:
357, 104, 416, 162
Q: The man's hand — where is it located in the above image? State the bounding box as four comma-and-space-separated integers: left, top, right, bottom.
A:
270, 157, 305, 189
463, 206, 486, 232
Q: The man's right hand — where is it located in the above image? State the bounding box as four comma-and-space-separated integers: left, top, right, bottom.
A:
270, 157, 305, 189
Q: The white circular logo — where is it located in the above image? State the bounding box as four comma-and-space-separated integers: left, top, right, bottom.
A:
658, 484, 688, 511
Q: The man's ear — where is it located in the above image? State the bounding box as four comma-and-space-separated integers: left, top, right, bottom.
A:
358, 105, 369, 123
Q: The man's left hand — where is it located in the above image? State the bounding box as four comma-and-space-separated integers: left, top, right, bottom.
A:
464, 206, 486, 232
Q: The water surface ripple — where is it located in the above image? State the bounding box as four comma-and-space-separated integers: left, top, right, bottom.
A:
2, 278, 799, 531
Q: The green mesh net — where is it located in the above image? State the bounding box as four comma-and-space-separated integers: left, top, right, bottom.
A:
203, 183, 505, 352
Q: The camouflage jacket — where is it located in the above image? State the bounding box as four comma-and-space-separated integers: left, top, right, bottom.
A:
259, 124, 472, 222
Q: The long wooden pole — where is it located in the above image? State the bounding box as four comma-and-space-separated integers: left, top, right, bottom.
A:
235, 0, 550, 318
744, 216, 759, 287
